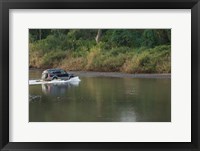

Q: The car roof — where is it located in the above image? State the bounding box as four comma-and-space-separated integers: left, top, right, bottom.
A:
46, 68, 63, 71
43, 69, 67, 73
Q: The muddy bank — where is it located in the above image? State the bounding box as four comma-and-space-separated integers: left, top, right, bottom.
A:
29, 69, 171, 79
69, 71, 171, 79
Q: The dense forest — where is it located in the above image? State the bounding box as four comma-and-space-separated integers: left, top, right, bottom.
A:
29, 29, 171, 73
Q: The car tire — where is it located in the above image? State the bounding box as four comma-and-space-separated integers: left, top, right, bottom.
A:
69, 75, 74, 79
52, 77, 57, 80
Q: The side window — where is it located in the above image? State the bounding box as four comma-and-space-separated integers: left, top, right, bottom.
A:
53, 71, 61, 74
60, 70, 66, 74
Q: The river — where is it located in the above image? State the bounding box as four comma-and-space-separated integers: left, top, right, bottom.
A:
29, 70, 171, 122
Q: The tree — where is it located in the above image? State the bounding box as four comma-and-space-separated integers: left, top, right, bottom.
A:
95, 29, 102, 43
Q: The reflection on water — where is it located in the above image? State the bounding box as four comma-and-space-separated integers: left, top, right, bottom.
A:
29, 71, 171, 122
42, 81, 80, 96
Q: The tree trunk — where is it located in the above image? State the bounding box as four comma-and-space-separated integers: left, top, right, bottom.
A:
39, 29, 42, 40
95, 29, 102, 43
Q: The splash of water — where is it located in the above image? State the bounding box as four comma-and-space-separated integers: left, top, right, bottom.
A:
29, 76, 81, 85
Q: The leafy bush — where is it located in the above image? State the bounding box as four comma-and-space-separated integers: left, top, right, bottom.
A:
41, 51, 67, 68
121, 45, 171, 73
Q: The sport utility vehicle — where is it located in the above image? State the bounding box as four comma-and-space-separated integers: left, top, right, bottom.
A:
41, 69, 74, 81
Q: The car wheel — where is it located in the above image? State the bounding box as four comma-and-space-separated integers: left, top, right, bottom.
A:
52, 77, 57, 80
69, 75, 74, 79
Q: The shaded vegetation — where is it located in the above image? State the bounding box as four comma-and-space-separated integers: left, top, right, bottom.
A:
29, 29, 171, 73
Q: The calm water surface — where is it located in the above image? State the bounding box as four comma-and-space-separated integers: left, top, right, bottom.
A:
29, 70, 171, 122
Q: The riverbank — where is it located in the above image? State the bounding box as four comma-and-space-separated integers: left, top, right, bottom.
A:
30, 45, 171, 74
70, 71, 171, 79
30, 69, 171, 79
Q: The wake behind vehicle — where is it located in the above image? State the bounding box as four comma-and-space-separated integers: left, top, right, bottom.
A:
41, 69, 74, 81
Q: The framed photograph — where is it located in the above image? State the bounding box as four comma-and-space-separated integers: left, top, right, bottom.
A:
0, 0, 199, 150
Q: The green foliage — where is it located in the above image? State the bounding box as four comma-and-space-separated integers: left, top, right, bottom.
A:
142, 29, 171, 48
42, 51, 67, 68
121, 45, 171, 73
29, 29, 171, 73
107, 47, 131, 56
110, 30, 134, 47
29, 29, 51, 42
142, 30, 158, 48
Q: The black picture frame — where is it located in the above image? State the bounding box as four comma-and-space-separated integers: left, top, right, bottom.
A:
0, 0, 199, 150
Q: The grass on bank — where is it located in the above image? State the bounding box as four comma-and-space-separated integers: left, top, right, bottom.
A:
29, 43, 171, 74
